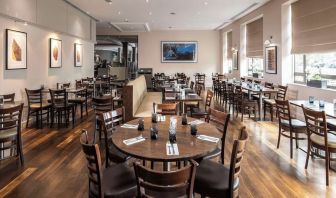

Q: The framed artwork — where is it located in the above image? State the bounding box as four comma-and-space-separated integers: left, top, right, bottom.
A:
50, 38, 62, 68
74, 43, 83, 67
6, 29, 27, 70
265, 46, 277, 74
161, 41, 197, 63
232, 51, 239, 70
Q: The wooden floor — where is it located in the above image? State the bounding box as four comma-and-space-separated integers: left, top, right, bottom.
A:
1, 95, 336, 198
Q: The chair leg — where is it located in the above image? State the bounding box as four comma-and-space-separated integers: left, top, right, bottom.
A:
290, 131, 293, 159
80, 104, 83, 119
270, 106, 274, 122
295, 133, 299, 149
26, 108, 30, 128
277, 127, 281, 148
305, 141, 311, 169
17, 135, 24, 165
72, 107, 75, 126
326, 152, 330, 186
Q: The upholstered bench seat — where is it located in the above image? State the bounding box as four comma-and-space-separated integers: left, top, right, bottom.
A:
134, 92, 162, 118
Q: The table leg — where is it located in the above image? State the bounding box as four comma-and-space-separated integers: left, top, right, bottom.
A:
259, 93, 263, 121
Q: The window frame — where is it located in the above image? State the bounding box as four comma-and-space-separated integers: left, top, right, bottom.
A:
247, 57, 264, 77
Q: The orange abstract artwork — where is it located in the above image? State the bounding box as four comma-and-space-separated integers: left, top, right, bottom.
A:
76, 50, 81, 62
53, 46, 58, 61
11, 39, 22, 61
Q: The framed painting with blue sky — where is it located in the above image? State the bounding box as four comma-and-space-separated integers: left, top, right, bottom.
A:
161, 41, 198, 63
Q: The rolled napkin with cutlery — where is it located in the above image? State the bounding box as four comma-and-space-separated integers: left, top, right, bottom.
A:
121, 124, 139, 129
197, 135, 219, 143
188, 120, 204, 125
123, 136, 146, 145
166, 142, 179, 156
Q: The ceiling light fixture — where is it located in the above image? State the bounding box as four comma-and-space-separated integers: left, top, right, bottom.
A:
118, 11, 121, 15
146, 0, 149, 3
105, 0, 113, 4
204, 1, 208, 6
124, 18, 129, 22
149, 12, 152, 15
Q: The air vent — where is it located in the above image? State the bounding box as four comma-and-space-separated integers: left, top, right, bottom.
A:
109, 22, 150, 32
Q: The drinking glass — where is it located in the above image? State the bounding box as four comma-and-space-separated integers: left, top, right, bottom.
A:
309, 96, 314, 104
319, 100, 325, 108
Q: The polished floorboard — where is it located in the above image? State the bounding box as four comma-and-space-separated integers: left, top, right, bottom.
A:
1, 96, 336, 198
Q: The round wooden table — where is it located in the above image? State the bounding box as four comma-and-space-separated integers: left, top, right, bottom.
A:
111, 116, 222, 164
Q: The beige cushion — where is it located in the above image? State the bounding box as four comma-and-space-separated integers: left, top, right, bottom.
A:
264, 99, 275, 105
134, 92, 162, 118
0, 129, 17, 139
30, 103, 51, 109
310, 133, 336, 148
185, 101, 199, 106
127, 75, 148, 116
281, 119, 306, 128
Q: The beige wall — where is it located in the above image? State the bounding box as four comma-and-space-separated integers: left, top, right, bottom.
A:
97, 29, 221, 87
138, 30, 221, 87
220, 0, 336, 101
0, 1, 95, 102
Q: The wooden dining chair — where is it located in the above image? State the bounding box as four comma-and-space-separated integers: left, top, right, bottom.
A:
1, 93, 15, 103
191, 90, 214, 119
219, 81, 228, 107
185, 84, 202, 114
154, 102, 178, 115
240, 77, 246, 82
68, 88, 89, 118
133, 160, 197, 198
0, 103, 24, 165
302, 106, 336, 186
247, 79, 253, 83
264, 85, 288, 121
49, 89, 76, 127
80, 130, 137, 198
25, 88, 52, 128
194, 126, 249, 198
275, 100, 306, 158
235, 85, 258, 121
100, 107, 130, 167
190, 81, 195, 90
196, 74, 205, 90
202, 108, 230, 164
92, 96, 114, 140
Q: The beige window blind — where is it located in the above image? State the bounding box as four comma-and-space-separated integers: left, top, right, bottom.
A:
246, 18, 263, 57
292, 0, 336, 54
227, 31, 233, 60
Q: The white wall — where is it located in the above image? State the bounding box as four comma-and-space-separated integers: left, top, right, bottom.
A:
0, 1, 95, 102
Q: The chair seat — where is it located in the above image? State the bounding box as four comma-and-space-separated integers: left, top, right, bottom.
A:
264, 99, 275, 105
53, 103, 75, 109
310, 133, 336, 149
327, 119, 336, 130
102, 162, 137, 198
108, 144, 130, 163
191, 108, 208, 116
69, 97, 86, 103
281, 119, 306, 128
185, 101, 198, 106
194, 159, 239, 197
0, 129, 17, 139
30, 103, 52, 109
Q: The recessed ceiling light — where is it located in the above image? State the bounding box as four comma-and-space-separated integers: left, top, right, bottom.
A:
204, 1, 208, 5
146, 0, 149, 3
105, 0, 112, 4
149, 12, 152, 15
124, 18, 129, 22
170, 12, 176, 15
118, 11, 121, 15
197, 11, 201, 15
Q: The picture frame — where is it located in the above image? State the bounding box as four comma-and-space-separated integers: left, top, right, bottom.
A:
6, 29, 27, 70
50, 38, 62, 68
161, 41, 198, 63
74, 43, 83, 67
232, 50, 239, 70
265, 46, 277, 74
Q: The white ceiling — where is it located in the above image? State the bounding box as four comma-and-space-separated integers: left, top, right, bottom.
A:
68, 0, 270, 32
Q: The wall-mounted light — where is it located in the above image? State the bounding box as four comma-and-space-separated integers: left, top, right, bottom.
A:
231, 46, 238, 52
264, 36, 274, 46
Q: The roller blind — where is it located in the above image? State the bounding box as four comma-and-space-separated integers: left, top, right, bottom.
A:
292, 0, 336, 54
227, 31, 233, 60
246, 18, 263, 57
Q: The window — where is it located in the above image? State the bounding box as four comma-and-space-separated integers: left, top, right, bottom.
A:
294, 52, 336, 89
247, 57, 263, 77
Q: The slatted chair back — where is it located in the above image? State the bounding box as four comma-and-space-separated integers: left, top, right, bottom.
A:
206, 108, 230, 164
80, 130, 103, 198
134, 160, 197, 198
240, 77, 246, 82
302, 106, 328, 147
229, 126, 249, 198
25, 88, 43, 108
0, 103, 24, 164
276, 85, 288, 100
154, 102, 178, 115
204, 90, 214, 111
254, 80, 261, 84
247, 79, 253, 83
1, 93, 15, 103
57, 83, 70, 89
190, 81, 195, 90
92, 97, 113, 114
49, 89, 68, 107
264, 82, 274, 89
275, 99, 291, 126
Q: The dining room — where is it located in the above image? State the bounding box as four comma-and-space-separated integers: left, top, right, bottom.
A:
1, 0, 336, 198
